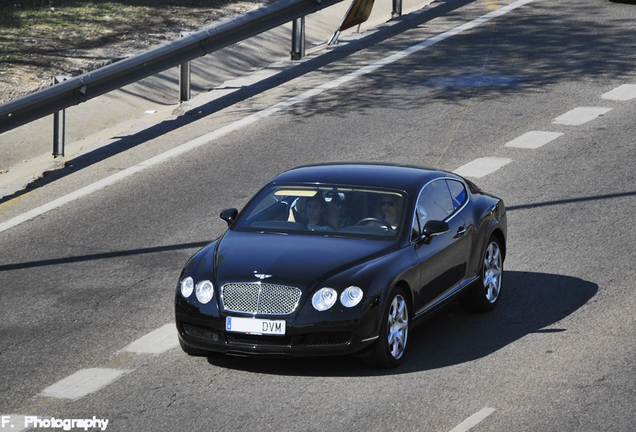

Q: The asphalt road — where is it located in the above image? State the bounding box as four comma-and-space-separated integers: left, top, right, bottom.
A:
1, 0, 635, 430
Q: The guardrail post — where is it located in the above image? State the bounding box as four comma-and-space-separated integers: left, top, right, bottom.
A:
291, 16, 305, 60
53, 76, 69, 157
179, 32, 192, 101
179, 61, 191, 101
392, 0, 402, 17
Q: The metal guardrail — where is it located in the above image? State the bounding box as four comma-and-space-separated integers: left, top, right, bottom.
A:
0, 0, 348, 137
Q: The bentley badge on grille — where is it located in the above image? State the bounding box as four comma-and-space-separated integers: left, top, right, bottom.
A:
254, 272, 272, 280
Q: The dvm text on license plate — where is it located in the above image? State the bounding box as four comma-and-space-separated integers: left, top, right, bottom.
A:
226, 317, 286, 335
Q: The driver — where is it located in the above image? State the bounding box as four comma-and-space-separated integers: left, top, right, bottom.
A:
332, 193, 354, 228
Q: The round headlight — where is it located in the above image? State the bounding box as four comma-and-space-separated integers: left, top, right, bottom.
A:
195, 280, 214, 304
312, 287, 337, 311
180, 276, 194, 298
341, 286, 363, 308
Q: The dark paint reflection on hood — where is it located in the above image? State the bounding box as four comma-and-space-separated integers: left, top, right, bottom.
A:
215, 230, 397, 290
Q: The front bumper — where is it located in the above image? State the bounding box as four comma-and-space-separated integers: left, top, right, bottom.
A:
175, 297, 382, 357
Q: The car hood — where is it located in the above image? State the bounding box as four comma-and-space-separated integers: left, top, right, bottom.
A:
209, 230, 397, 291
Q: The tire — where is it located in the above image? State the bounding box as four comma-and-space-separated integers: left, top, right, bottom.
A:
179, 338, 213, 357
460, 235, 503, 312
365, 287, 409, 368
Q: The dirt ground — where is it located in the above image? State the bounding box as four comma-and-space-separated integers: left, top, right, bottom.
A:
0, 0, 267, 104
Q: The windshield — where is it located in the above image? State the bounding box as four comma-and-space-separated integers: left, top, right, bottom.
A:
234, 184, 407, 240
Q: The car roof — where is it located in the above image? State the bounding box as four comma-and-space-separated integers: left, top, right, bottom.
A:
270, 163, 462, 194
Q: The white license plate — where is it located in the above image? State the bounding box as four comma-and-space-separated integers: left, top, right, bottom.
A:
225, 317, 286, 335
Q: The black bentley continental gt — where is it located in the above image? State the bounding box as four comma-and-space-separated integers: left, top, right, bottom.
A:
175, 163, 507, 367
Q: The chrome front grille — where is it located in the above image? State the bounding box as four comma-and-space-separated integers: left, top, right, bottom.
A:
221, 283, 302, 315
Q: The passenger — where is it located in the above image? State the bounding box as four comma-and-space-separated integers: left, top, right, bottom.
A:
369, 194, 403, 229
305, 196, 339, 231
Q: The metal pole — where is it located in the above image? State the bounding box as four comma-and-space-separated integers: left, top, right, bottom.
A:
53, 76, 68, 157
179, 61, 191, 102
392, 0, 402, 17
179, 32, 192, 101
328, 30, 341, 45
291, 16, 305, 60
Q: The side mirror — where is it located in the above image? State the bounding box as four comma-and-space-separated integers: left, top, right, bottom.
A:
422, 220, 450, 237
220, 208, 238, 227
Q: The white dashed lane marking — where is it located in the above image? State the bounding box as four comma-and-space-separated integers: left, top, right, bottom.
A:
449, 408, 496, 432
453, 157, 512, 178
504, 131, 564, 149
552, 107, 612, 125
601, 84, 636, 101
122, 323, 178, 354
39, 368, 131, 400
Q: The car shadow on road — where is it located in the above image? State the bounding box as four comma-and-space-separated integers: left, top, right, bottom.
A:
205, 271, 598, 376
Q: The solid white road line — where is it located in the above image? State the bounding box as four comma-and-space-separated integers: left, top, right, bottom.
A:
552, 107, 612, 126
122, 323, 178, 354
504, 131, 563, 149
0, 0, 535, 235
453, 157, 512, 178
601, 84, 636, 101
449, 408, 496, 432
39, 368, 131, 400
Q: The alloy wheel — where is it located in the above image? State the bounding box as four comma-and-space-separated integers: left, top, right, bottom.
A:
483, 241, 502, 303
387, 294, 408, 359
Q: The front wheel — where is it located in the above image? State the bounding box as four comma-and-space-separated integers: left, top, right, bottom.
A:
365, 287, 409, 368
460, 235, 503, 312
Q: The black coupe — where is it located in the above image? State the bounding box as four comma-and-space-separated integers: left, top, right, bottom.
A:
175, 163, 507, 367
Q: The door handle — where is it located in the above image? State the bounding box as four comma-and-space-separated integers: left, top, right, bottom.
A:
456, 226, 466, 237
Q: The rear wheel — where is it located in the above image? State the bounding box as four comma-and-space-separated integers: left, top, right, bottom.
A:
365, 287, 409, 368
460, 235, 503, 312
